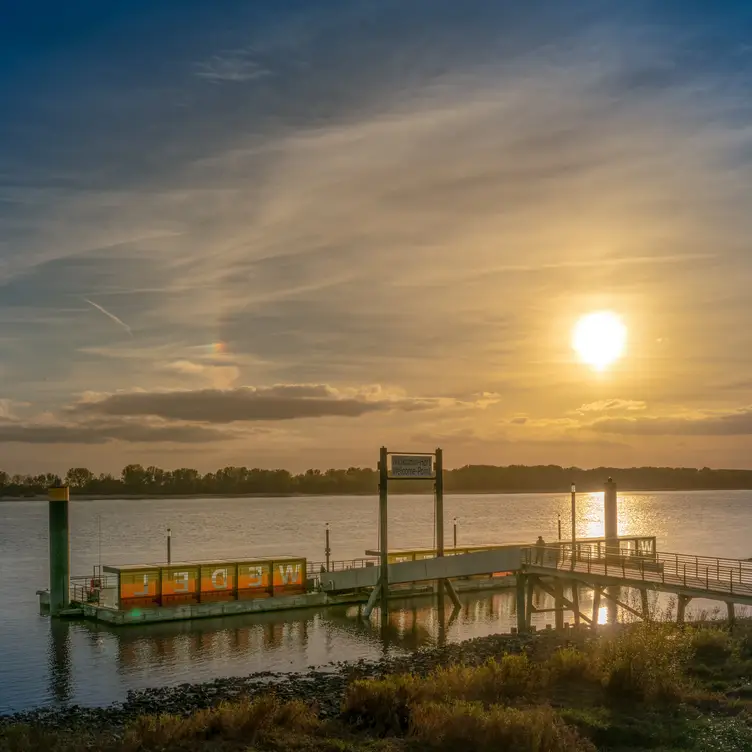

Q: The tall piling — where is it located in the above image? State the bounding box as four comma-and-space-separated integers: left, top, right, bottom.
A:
604, 478, 620, 623
48, 485, 70, 616
604, 478, 618, 554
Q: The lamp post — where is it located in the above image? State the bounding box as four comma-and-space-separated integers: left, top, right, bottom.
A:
325, 523, 331, 572
570, 483, 577, 565
167, 528, 171, 564
453, 517, 457, 550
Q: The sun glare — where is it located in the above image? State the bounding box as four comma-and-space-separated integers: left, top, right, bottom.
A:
572, 311, 627, 371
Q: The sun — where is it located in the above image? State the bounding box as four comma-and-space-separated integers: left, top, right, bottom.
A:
572, 311, 627, 371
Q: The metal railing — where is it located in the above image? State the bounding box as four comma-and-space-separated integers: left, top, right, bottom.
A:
70, 573, 118, 605
307, 558, 379, 576
523, 545, 752, 598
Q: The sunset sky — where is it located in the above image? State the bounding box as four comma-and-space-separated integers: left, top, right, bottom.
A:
3, 1, 752, 473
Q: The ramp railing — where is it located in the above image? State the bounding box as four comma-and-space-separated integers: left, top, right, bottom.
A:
523, 545, 752, 597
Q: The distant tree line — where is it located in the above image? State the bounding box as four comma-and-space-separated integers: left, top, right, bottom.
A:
2, 464, 752, 497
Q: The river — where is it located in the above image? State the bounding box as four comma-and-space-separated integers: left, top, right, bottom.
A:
1, 490, 750, 714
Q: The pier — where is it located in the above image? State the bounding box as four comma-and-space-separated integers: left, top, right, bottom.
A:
519, 544, 752, 628
36, 451, 752, 629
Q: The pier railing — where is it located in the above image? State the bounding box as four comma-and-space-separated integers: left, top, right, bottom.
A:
307, 558, 379, 586
523, 545, 752, 597
70, 573, 118, 605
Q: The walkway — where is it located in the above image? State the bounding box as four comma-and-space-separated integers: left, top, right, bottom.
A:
522, 546, 752, 606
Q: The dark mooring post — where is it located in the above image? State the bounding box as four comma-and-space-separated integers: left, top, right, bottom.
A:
379, 446, 389, 608
48, 485, 70, 616
325, 523, 331, 572
167, 527, 172, 565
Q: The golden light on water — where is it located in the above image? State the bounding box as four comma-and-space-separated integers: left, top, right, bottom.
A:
572, 311, 627, 371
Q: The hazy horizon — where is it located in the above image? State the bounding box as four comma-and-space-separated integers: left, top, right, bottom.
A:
3, 2, 752, 473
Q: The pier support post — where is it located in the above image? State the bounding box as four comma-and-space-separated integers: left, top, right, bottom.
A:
48, 485, 70, 616
677, 595, 690, 624
516, 574, 527, 633
571, 581, 580, 627
526, 575, 536, 629
444, 579, 462, 610
640, 589, 650, 621
554, 579, 565, 630
727, 602, 736, 626
591, 586, 601, 632
363, 580, 381, 619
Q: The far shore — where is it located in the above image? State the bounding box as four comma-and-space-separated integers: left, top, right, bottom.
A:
2, 486, 751, 502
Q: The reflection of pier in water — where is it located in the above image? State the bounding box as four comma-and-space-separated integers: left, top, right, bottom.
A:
67, 587, 606, 677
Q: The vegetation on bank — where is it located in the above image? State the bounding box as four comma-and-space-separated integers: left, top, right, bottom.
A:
3, 463, 752, 498
4, 623, 752, 751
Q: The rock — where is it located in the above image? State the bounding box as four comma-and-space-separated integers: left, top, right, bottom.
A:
0, 630, 544, 733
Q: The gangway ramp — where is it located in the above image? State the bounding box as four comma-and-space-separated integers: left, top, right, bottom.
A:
321, 545, 524, 593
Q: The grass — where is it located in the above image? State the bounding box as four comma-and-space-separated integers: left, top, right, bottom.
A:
4, 623, 752, 751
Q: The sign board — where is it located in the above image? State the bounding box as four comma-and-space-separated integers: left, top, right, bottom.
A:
390, 454, 435, 479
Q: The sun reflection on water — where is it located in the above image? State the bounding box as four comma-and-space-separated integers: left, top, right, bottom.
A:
574, 492, 657, 540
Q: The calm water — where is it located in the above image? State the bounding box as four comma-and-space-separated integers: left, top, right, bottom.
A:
1, 490, 751, 714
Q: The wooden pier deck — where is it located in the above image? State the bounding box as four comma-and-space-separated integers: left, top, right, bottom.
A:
519, 545, 752, 628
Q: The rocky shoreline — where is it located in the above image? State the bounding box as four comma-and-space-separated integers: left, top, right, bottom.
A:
0, 631, 554, 731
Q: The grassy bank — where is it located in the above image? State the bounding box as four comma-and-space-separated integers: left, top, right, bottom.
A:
4, 623, 752, 751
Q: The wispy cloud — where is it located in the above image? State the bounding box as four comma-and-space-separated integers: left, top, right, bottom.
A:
194, 49, 271, 83
591, 407, 752, 436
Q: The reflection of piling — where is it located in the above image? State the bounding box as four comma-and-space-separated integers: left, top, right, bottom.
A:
49, 618, 72, 703
48, 486, 70, 616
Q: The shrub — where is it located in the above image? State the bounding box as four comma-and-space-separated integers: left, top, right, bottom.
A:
429, 654, 545, 704
341, 675, 418, 735
691, 629, 733, 665
121, 695, 319, 747
409, 701, 595, 752
547, 647, 591, 681
594, 623, 693, 702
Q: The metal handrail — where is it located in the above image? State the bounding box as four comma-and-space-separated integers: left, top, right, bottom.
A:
307, 558, 379, 575
522, 545, 752, 596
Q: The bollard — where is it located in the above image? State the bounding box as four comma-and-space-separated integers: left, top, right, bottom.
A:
48, 486, 70, 616
167, 528, 172, 564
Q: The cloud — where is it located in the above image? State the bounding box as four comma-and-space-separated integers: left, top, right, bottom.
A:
591, 407, 752, 436
194, 50, 271, 83
0, 420, 230, 444
576, 399, 647, 414
71, 384, 439, 423
165, 359, 241, 389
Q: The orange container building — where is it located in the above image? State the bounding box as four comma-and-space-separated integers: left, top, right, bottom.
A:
104, 556, 307, 611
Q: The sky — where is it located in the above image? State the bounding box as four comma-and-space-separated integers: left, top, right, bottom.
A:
3, 1, 752, 474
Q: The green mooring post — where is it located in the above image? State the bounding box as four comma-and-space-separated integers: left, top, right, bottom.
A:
48, 485, 70, 616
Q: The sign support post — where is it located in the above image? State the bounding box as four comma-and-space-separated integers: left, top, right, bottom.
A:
379, 446, 389, 609
365, 447, 460, 620
435, 448, 461, 609
435, 448, 444, 558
